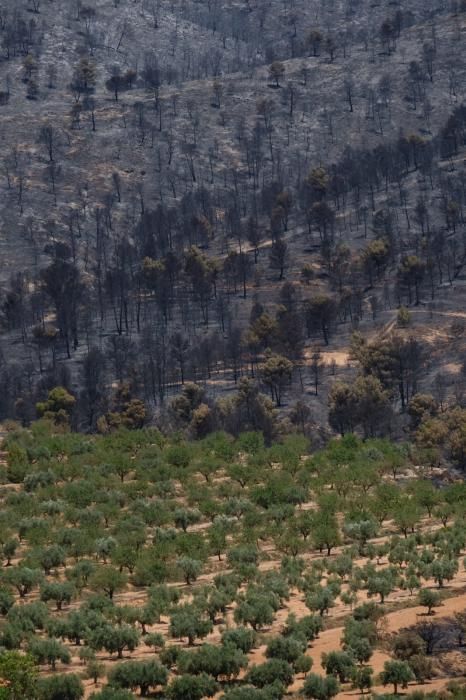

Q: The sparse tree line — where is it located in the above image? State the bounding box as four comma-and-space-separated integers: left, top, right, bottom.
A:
0, 2, 460, 83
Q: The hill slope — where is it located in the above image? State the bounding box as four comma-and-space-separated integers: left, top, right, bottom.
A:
0, 0, 465, 433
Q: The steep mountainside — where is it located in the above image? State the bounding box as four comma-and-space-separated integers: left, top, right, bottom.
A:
0, 0, 465, 434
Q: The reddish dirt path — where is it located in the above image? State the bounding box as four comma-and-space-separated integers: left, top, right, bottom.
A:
292, 590, 466, 698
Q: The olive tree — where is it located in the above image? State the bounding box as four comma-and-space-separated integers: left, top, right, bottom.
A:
144, 632, 165, 652
37, 674, 84, 700
246, 659, 294, 689
221, 627, 256, 653
169, 604, 213, 646
87, 623, 140, 659
89, 567, 128, 600
176, 557, 202, 586
178, 643, 248, 681
321, 651, 355, 683
108, 659, 168, 695
234, 589, 279, 631
40, 582, 74, 610
265, 636, 307, 665
418, 588, 441, 615
166, 673, 218, 700
303, 673, 340, 700
351, 666, 373, 694
2, 568, 43, 598
379, 660, 414, 695
28, 638, 71, 670
430, 559, 458, 588
305, 586, 335, 617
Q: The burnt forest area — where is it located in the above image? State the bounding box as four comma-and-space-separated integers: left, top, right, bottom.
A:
0, 0, 465, 442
